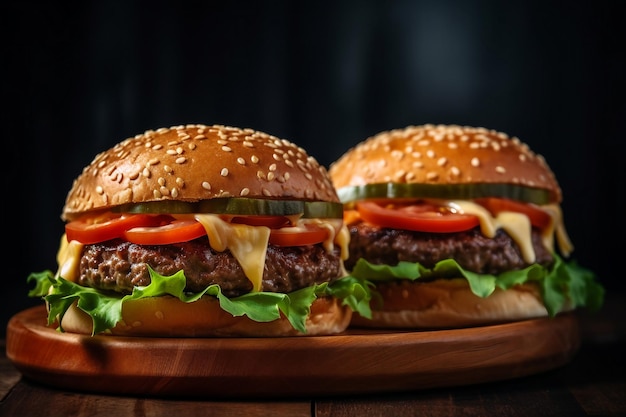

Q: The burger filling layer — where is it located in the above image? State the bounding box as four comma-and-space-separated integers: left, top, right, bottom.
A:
345, 222, 552, 275
79, 238, 344, 297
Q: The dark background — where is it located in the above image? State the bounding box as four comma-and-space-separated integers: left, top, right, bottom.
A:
3, 1, 625, 335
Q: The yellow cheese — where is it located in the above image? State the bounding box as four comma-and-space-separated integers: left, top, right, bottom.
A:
194, 214, 270, 293
541, 204, 574, 257
55, 234, 83, 282
447, 200, 573, 264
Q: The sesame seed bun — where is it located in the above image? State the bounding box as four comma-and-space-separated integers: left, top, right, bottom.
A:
329, 124, 574, 330
63, 124, 338, 221
40, 123, 362, 338
329, 124, 561, 204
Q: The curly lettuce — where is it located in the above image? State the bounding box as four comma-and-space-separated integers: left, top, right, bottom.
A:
348, 254, 604, 317
28, 267, 373, 335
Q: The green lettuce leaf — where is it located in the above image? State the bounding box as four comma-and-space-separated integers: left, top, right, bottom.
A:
27, 268, 373, 336
348, 254, 604, 317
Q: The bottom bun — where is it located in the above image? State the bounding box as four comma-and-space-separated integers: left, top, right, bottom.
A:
350, 278, 571, 329
59, 295, 352, 337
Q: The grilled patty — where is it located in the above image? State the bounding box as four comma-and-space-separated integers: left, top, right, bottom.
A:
344, 222, 553, 274
78, 237, 343, 297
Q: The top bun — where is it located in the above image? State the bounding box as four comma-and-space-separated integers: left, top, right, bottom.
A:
63, 124, 339, 220
329, 124, 561, 203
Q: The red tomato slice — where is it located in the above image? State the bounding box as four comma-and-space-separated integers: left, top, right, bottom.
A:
124, 219, 207, 245
474, 198, 551, 229
65, 213, 166, 244
269, 224, 329, 246
356, 201, 480, 233
231, 215, 290, 228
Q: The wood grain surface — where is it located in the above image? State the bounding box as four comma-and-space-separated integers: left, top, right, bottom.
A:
5, 306, 581, 399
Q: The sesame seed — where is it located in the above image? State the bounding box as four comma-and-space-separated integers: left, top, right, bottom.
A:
262, 188, 272, 196
142, 167, 151, 177
437, 157, 447, 166
171, 188, 179, 198
267, 172, 275, 181
495, 166, 506, 174
471, 157, 480, 167
269, 163, 277, 171
251, 155, 259, 164
426, 150, 435, 158
176, 147, 183, 154
96, 186, 104, 194
220, 168, 229, 177
175, 157, 186, 164
221, 146, 232, 152
240, 188, 250, 196
426, 172, 439, 180
163, 165, 173, 173
176, 177, 184, 187
158, 177, 166, 186
202, 182, 211, 191
237, 157, 246, 165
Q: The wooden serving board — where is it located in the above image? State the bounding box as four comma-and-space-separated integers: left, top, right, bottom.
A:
5, 306, 580, 399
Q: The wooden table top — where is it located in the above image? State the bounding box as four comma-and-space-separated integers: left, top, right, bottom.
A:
1, 292, 625, 417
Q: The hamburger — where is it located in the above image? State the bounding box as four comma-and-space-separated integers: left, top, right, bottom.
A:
328, 124, 604, 329
28, 124, 372, 337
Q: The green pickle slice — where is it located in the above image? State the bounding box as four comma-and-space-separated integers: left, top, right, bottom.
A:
114, 198, 343, 218
337, 183, 552, 205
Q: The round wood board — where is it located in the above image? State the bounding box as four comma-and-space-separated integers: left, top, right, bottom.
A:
6, 306, 580, 398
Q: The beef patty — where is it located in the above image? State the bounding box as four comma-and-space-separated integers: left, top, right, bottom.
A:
78, 237, 343, 297
345, 222, 553, 274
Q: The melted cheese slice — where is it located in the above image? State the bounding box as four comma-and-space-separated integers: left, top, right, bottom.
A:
449, 200, 573, 263
56, 234, 83, 282
194, 214, 270, 292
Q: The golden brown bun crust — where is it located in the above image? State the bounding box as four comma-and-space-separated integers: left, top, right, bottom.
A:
329, 124, 561, 203
63, 124, 338, 221
59, 296, 352, 337
350, 279, 571, 329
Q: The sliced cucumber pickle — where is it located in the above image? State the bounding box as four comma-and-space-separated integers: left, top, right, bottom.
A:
337, 183, 552, 205
114, 198, 343, 218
